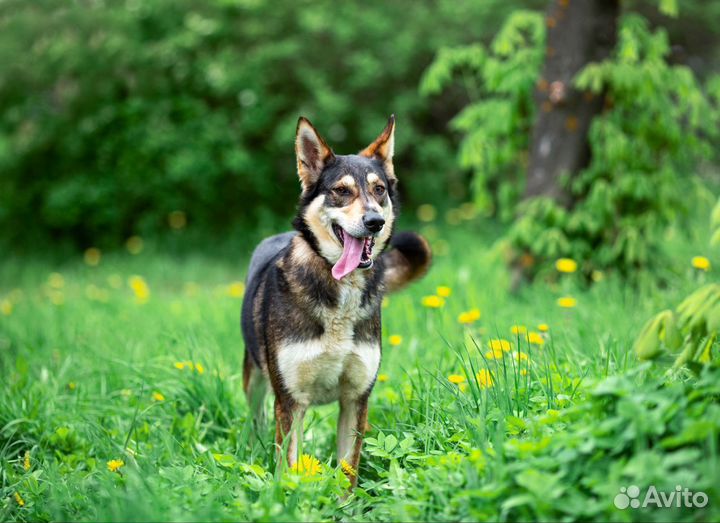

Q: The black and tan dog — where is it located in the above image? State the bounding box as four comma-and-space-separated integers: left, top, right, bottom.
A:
241, 115, 430, 486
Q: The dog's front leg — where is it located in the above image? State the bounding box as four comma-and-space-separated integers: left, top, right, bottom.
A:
337, 397, 368, 487
274, 397, 306, 468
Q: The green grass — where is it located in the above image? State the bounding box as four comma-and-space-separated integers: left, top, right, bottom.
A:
1, 218, 719, 522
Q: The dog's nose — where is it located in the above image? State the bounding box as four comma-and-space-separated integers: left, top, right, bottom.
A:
363, 212, 385, 233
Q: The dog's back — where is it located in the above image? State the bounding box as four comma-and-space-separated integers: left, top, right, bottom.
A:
246, 232, 297, 287
241, 231, 296, 375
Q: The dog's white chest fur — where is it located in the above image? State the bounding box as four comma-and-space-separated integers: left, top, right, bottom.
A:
277, 277, 380, 406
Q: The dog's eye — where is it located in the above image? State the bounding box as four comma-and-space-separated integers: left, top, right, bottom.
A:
374, 185, 386, 196
334, 187, 352, 197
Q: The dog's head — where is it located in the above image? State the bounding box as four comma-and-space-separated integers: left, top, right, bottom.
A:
292, 116, 398, 280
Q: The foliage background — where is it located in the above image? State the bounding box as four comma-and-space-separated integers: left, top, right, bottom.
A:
422, 9, 720, 278
0, 0, 547, 250
3, 0, 719, 254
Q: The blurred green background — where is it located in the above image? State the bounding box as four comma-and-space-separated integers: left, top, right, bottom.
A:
0, 0, 718, 257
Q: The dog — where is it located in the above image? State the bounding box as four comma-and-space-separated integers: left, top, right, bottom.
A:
241, 115, 431, 487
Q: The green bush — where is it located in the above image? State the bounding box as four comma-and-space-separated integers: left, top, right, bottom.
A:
423, 12, 720, 277
511, 15, 720, 277
635, 199, 720, 371
420, 10, 545, 221
0, 0, 531, 249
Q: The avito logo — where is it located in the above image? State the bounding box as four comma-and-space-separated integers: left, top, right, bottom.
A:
614, 485, 709, 510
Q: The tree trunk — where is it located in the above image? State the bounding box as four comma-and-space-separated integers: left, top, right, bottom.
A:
525, 0, 620, 206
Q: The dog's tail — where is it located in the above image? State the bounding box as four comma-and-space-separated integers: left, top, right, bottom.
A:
382, 231, 432, 293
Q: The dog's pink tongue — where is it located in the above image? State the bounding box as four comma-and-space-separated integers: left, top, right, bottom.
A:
332, 234, 364, 280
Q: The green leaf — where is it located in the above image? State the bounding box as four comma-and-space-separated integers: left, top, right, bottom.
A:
384, 434, 398, 453
658, 0, 678, 17
212, 453, 237, 468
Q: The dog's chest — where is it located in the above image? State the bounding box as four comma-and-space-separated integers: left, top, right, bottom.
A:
277, 282, 380, 406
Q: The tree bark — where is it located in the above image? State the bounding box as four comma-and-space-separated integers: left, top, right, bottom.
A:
525, 0, 620, 206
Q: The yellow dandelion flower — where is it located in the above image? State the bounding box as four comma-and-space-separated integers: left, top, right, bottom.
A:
227, 282, 245, 298
1, 299, 12, 316
291, 454, 322, 476
340, 459, 356, 477
183, 282, 200, 297
107, 274, 123, 289
128, 276, 150, 304
388, 335, 402, 346
436, 286, 451, 298
512, 351, 529, 362
107, 459, 125, 473
538, 323, 550, 332
555, 258, 577, 273
557, 296, 577, 308
14, 492, 25, 507
152, 392, 165, 402
520, 369, 528, 376
50, 292, 64, 306
85, 284, 109, 303
48, 272, 65, 289
174, 362, 186, 370
168, 210, 187, 230
417, 204, 437, 222
476, 369, 494, 389
445, 208, 462, 225
447, 374, 465, 384
84, 247, 101, 266
377, 373, 389, 383
126, 236, 144, 255
510, 325, 527, 335
195, 362, 205, 374
421, 295, 444, 308
83, 284, 96, 300
68, 382, 77, 391
23, 451, 30, 471
433, 239, 450, 256
692, 256, 711, 271
485, 348, 504, 360
457, 308, 481, 325
488, 339, 512, 352
459, 202, 478, 220
527, 332, 545, 345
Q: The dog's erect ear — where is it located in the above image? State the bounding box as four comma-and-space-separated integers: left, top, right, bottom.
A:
359, 114, 396, 180
296, 117, 334, 191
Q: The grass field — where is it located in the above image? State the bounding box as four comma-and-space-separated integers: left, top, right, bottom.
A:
1, 212, 719, 522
